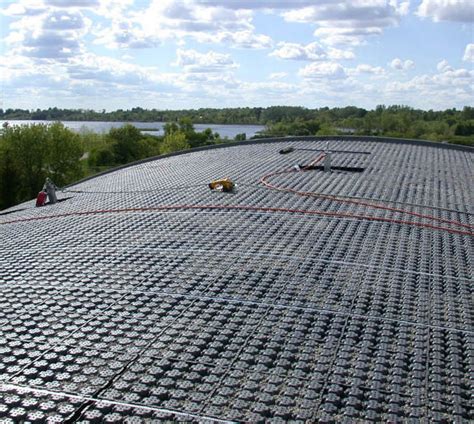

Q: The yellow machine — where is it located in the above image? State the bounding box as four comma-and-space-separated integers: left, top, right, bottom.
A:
209, 177, 235, 192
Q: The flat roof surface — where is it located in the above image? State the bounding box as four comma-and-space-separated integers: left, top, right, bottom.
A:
0, 136, 473, 422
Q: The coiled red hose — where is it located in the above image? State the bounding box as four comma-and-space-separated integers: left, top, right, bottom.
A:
260, 154, 474, 233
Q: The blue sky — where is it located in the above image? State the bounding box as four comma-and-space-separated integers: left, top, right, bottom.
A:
0, 0, 472, 111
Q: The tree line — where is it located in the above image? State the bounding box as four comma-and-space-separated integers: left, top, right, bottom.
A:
2, 105, 473, 144
0, 106, 305, 124
256, 105, 474, 145
2, 104, 473, 126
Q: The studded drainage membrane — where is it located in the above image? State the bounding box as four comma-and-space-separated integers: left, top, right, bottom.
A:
0, 136, 473, 422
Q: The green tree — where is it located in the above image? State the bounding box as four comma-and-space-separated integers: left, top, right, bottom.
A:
234, 133, 246, 141
0, 123, 84, 209
2, 124, 49, 201
178, 117, 195, 135
0, 145, 20, 209
160, 131, 190, 154
46, 122, 84, 186
462, 106, 474, 120
455, 121, 474, 136
316, 123, 337, 136
163, 122, 179, 136
89, 145, 116, 167
108, 124, 143, 164
138, 136, 161, 158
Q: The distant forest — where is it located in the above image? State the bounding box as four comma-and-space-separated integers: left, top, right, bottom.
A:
2, 105, 473, 145
1, 105, 473, 125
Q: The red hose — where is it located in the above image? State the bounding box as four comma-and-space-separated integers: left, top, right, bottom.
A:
1, 204, 473, 236
261, 154, 474, 232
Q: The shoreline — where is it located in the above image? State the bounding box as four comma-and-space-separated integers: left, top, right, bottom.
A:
1, 118, 265, 126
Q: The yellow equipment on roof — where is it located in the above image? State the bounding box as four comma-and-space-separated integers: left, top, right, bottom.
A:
209, 177, 235, 192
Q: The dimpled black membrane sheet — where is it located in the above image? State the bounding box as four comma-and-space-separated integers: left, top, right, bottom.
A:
0, 136, 472, 422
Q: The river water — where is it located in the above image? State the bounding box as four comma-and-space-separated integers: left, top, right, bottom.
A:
0, 120, 265, 139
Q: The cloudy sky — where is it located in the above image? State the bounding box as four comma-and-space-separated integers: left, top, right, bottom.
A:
1, 0, 473, 111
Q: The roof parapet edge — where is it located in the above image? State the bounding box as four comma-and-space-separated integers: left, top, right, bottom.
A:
65, 135, 474, 188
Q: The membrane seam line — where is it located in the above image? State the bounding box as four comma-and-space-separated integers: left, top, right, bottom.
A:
141, 292, 474, 334
2, 285, 471, 335
0, 383, 233, 423
1, 204, 472, 236
1, 245, 470, 281
0, 210, 397, 225
0, 328, 469, 392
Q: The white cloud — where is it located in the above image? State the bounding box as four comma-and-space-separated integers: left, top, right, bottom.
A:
1, 1, 46, 16
269, 72, 288, 79
463, 43, 474, 62
93, 19, 160, 49
314, 26, 384, 46
270, 41, 354, 61
177, 72, 241, 93
384, 63, 473, 108
93, 0, 135, 20
435, 60, 472, 84
395, 1, 411, 15
436, 67, 472, 81
173, 49, 238, 73
299, 62, 347, 79
242, 80, 295, 93
0, 0, 471, 110
270, 41, 325, 60
215, 30, 272, 49
94, 0, 272, 50
417, 0, 474, 22
197, 1, 318, 10
284, 1, 406, 23
4, 8, 92, 60
297, 76, 360, 105
390, 58, 415, 70
327, 47, 355, 60
0, 54, 40, 82
22, 31, 82, 59
44, 0, 100, 7
351, 64, 385, 75
0, 49, 181, 109
436, 59, 452, 72
42, 55, 150, 87
283, 1, 409, 45
42, 10, 87, 30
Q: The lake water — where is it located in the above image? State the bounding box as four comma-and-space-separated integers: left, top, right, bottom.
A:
0, 120, 265, 139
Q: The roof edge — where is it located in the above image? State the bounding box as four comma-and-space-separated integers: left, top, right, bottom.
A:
66, 135, 474, 188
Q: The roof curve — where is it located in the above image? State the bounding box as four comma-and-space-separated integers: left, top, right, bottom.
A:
0, 136, 473, 422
